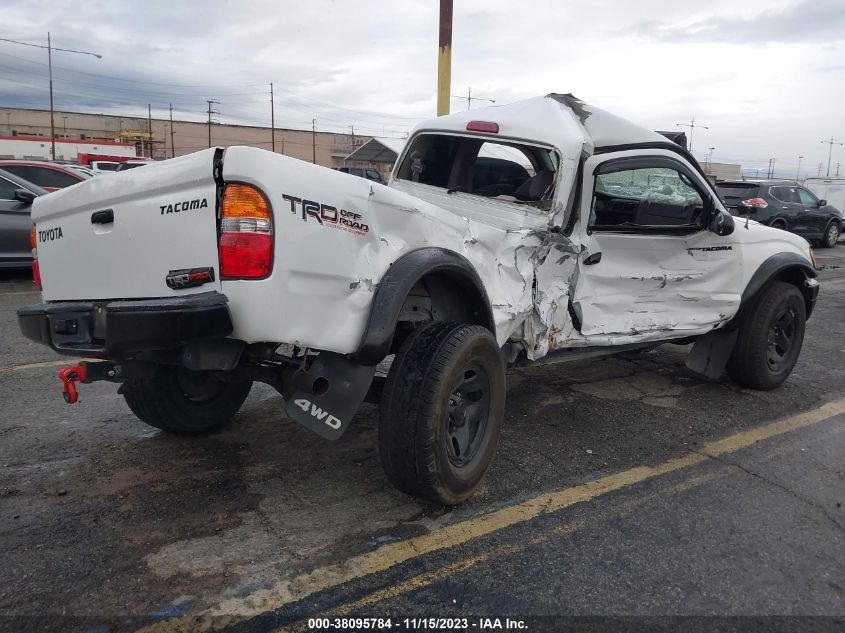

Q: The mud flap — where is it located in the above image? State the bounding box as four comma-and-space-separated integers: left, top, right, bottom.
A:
285, 352, 376, 440
686, 330, 738, 380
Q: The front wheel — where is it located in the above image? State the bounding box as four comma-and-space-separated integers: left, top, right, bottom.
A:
379, 322, 506, 505
122, 365, 252, 434
819, 221, 840, 248
727, 282, 806, 390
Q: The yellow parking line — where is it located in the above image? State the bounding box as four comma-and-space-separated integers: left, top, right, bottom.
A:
0, 359, 79, 374
282, 471, 725, 632
141, 399, 845, 632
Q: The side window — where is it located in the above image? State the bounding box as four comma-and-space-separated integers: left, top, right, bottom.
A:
771, 186, 800, 204
590, 165, 706, 230
797, 188, 819, 206
4, 166, 78, 189
0, 176, 19, 200
395, 133, 558, 211
33, 168, 81, 189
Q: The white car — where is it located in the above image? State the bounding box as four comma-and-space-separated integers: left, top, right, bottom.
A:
89, 160, 120, 174
18, 94, 819, 504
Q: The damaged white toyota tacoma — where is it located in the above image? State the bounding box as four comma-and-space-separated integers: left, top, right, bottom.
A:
19, 94, 819, 504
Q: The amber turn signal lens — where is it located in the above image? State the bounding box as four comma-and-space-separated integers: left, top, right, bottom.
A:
30, 226, 37, 249
222, 184, 271, 219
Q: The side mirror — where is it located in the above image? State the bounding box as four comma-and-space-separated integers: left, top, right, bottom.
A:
709, 209, 734, 236
13, 188, 37, 204
819, 199, 827, 207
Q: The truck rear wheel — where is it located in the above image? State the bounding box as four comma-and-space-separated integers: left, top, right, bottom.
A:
727, 282, 806, 390
379, 322, 506, 505
122, 365, 252, 434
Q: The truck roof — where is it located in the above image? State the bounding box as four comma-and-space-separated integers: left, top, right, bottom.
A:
411, 93, 669, 159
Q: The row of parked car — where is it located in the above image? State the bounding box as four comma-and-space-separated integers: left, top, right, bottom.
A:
1, 155, 842, 273
0, 158, 153, 269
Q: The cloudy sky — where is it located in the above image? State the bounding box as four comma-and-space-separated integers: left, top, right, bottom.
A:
2, 0, 844, 177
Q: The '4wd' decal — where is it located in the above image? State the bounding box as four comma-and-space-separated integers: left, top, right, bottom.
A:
293, 398, 342, 430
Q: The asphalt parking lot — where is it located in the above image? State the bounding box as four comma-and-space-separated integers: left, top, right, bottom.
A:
1, 245, 844, 632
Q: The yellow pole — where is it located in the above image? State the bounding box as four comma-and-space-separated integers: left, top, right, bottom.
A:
437, 0, 453, 116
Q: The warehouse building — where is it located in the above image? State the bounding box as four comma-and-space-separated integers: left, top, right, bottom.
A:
0, 106, 404, 173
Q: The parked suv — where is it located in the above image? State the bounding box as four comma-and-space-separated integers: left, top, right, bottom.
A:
715, 180, 842, 247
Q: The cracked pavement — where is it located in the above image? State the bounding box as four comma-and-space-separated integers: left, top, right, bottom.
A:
1, 244, 845, 629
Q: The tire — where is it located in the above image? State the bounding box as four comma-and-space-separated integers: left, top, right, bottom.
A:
122, 365, 252, 434
819, 221, 840, 248
379, 322, 506, 504
727, 281, 806, 390
770, 219, 787, 230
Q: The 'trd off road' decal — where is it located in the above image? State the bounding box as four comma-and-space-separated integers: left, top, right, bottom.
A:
282, 194, 370, 236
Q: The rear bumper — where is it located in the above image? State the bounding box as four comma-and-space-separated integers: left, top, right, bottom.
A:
17, 291, 233, 358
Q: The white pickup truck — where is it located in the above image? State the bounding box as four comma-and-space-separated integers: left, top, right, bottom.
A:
18, 94, 819, 504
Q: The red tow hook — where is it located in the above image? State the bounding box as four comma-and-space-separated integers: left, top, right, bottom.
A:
58, 363, 89, 404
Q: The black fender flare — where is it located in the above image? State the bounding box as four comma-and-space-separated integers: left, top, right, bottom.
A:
732, 251, 817, 327
687, 252, 817, 379
354, 248, 495, 365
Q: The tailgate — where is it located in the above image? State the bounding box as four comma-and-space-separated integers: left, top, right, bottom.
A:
33, 148, 222, 301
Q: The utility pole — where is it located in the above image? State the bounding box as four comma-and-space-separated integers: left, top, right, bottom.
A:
47, 34, 55, 158
169, 103, 175, 158
705, 147, 715, 174
163, 124, 168, 158
767, 158, 776, 179
452, 86, 495, 110
312, 118, 316, 164
206, 99, 219, 148
0, 35, 101, 159
821, 137, 843, 177
437, 0, 453, 116
147, 103, 153, 158
818, 163, 823, 176
675, 117, 709, 154
797, 155, 803, 180
837, 163, 841, 177
270, 83, 275, 152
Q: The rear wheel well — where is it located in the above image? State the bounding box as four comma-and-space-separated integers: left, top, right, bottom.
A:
391, 272, 495, 354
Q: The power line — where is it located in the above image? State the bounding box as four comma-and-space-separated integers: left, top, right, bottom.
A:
675, 117, 709, 154
451, 86, 495, 110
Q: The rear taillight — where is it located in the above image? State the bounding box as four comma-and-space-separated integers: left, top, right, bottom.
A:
30, 226, 41, 290
741, 197, 768, 209
219, 183, 273, 278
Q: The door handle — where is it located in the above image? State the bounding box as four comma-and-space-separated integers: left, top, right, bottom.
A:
584, 252, 602, 265
91, 209, 114, 224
